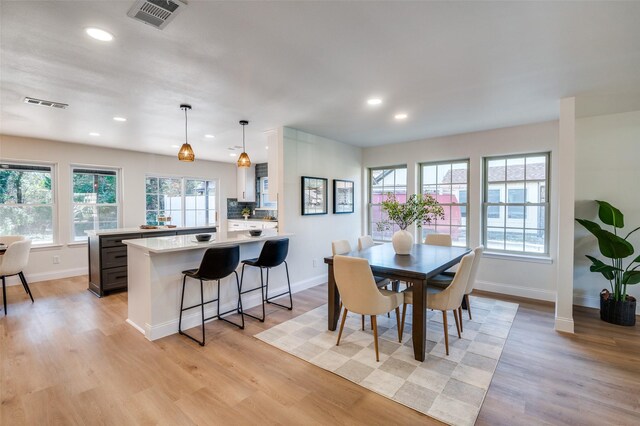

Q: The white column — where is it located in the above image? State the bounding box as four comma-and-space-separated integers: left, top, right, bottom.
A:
555, 97, 576, 333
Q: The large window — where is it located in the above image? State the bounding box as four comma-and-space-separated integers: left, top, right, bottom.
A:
146, 176, 217, 227
483, 153, 549, 254
72, 167, 120, 241
420, 160, 469, 246
368, 166, 407, 241
0, 162, 54, 244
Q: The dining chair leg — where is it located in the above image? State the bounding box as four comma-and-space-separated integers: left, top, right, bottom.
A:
399, 303, 407, 339
395, 307, 402, 342
361, 315, 365, 331
442, 311, 449, 356
371, 315, 379, 362
2, 276, 6, 315
337, 308, 348, 346
453, 309, 461, 338
18, 272, 34, 303
465, 294, 472, 320
458, 307, 463, 332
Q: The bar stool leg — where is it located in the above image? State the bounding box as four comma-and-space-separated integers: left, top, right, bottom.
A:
234, 271, 245, 329
199, 279, 205, 346
2, 276, 7, 315
178, 275, 187, 334
264, 261, 293, 310
239, 263, 266, 322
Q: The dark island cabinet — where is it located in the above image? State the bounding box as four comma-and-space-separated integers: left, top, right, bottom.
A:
88, 227, 216, 297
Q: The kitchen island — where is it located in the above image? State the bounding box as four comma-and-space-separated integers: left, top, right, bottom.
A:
123, 231, 293, 341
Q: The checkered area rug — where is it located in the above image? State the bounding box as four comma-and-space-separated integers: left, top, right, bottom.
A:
255, 296, 518, 426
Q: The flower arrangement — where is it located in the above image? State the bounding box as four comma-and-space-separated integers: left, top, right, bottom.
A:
377, 193, 445, 231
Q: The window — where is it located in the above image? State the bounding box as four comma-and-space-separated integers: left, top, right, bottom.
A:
368, 166, 407, 241
146, 176, 217, 227
72, 167, 120, 241
257, 177, 276, 209
0, 162, 54, 244
420, 160, 469, 247
483, 153, 549, 254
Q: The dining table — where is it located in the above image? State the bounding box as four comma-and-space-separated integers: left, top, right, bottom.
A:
324, 242, 471, 362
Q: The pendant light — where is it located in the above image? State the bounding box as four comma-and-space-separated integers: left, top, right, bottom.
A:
177, 104, 195, 162
237, 120, 251, 168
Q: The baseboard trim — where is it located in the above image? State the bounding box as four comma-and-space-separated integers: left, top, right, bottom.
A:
555, 316, 575, 333
140, 273, 326, 341
3, 267, 86, 286
474, 280, 556, 302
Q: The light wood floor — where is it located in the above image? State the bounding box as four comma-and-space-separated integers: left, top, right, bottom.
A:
1, 277, 639, 425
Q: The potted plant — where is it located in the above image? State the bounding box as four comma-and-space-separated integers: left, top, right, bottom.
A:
241, 207, 251, 220
377, 193, 445, 255
576, 200, 640, 326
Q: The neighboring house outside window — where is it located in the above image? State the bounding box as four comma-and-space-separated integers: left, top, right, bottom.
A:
369, 166, 407, 241
483, 153, 549, 254
420, 160, 470, 247
72, 167, 120, 241
0, 162, 55, 244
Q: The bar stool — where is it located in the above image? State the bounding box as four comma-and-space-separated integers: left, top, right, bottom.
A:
178, 245, 244, 346
239, 238, 292, 322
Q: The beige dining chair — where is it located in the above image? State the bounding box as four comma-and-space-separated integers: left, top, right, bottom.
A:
1, 239, 34, 314
358, 235, 375, 251
334, 255, 404, 361
0, 235, 25, 246
424, 233, 456, 288
461, 245, 484, 324
400, 251, 474, 356
424, 233, 452, 247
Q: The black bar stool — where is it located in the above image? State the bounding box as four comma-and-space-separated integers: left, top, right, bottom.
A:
178, 245, 244, 346
239, 238, 292, 322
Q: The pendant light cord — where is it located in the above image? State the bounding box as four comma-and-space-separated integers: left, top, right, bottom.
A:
184, 107, 188, 144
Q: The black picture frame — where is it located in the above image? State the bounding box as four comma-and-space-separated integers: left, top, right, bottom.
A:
301, 176, 328, 215
333, 179, 354, 214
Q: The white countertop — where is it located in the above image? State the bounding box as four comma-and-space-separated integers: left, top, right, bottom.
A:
86, 225, 217, 237
123, 230, 292, 254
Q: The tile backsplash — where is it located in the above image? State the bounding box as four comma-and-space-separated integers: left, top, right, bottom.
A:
227, 198, 277, 220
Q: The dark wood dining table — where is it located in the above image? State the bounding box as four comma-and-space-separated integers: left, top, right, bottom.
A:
324, 242, 471, 362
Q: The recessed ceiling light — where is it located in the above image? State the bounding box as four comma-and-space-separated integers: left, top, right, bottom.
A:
204, 134, 215, 139
265, 146, 269, 150
367, 98, 383, 106
229, 153, 237, 157
85, 27, 114, 42
89, 132, 100, 136
394, 113, 408, 120
113, 116, 127, 122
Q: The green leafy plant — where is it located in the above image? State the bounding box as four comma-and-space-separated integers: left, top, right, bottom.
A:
377, 193, 445, 231
576, 200, 640, 302
241, 207, 251, 216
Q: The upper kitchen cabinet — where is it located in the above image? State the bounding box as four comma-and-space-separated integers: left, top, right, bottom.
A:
237, 164, 256, 202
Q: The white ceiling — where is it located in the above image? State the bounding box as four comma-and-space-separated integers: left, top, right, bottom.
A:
2, 1, 640, 164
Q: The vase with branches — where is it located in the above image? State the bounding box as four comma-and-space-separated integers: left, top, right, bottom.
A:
377, 193, 445, 254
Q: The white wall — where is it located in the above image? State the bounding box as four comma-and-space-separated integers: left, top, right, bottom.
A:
279, 127, 363, 288
574, 110, 640, 312
0, 134, 236, 284
362, 121, 560, 301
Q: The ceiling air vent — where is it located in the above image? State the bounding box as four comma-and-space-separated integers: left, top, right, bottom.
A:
127, 0, 187, 30
23, 97, 68, 109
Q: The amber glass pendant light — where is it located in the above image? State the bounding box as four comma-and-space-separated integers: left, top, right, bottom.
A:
178, 104, 195, 162
237, 120, 251, 168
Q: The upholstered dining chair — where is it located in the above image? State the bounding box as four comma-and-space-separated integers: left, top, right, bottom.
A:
424, 233, 456, 288
400, 251, 475, 356
0, 235, 25, 246
424, 233, 453, 247
357, 235, 375, 251
0, 239, 34, 314
461, 245, 484, 324
334, 255, 404, 362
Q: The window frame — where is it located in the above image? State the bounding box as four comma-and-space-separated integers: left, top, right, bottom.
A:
419, 158, 470, 247
145, 174, 219, 227
482, 152, 550, 256
70, 165, 122, 242
0, 160, 57, 246
368, 164, 408, 241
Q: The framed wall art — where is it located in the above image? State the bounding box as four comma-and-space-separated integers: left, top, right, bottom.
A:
333, 179, 354, 214
301, 176, 328, 215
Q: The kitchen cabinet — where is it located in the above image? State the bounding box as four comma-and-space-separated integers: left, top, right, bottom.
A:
237, 164, 256, 202
227, 219, 278, 233
87, 226, 216, 297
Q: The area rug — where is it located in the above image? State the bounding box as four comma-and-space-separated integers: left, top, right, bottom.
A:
255, 296, 518, 426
